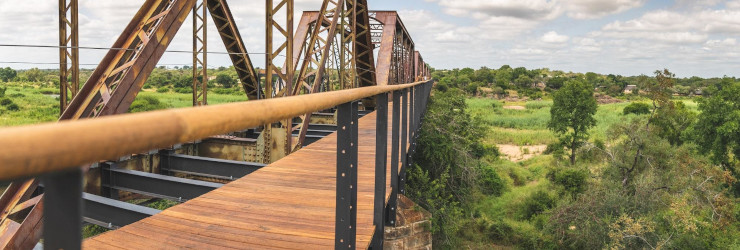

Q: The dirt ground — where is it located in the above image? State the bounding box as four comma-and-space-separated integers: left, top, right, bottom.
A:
503, 105, 525, 110
497, 144, 547, 162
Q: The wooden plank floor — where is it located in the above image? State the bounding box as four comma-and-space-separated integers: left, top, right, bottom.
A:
84, 109, 401, 249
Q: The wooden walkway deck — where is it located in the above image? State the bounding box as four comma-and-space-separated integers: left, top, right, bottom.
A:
84, 110, 396, 249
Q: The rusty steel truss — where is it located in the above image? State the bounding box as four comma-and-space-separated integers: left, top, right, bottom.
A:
58, 0, 79, 115
0, 0, 430, 247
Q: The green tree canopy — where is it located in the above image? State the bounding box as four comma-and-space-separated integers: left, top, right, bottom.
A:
548, 79, 598, 164
0, 67, 17, 82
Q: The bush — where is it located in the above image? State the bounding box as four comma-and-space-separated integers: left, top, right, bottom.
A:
0, 98, 12, 106
0, 86, 5, 97
547, 168, 588, 197
478, 165, 507, 196
525, 101, 552, 109
156, 87, 169, 93
6, 103, 19, 111
471, 143, 499, 159
9, 93, 24, 98
129, 95, 170, 113
520, 190, 555, 220
543, 142, 563, 155
623, 102, 650, 115
175, 87, 191, 94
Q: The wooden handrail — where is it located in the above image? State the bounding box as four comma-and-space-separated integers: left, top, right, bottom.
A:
0, 80, 431, 181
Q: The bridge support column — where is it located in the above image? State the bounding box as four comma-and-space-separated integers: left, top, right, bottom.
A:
371, 93, 389, 249
336, 100, 359, 249
43, 168, 83, 250
399, 88, 408, 195
388, 90, 401, 226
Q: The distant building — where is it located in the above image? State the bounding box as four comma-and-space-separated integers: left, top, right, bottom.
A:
624, 85, 637, 94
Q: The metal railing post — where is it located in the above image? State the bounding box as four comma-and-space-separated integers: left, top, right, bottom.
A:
336, 100, 358, 249
43, 168, 83, 250
399, 88, 408, 195
388, 90, 401, 226
371, 93, 388, 249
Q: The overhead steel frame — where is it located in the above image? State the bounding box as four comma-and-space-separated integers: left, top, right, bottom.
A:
59, 0, 79, 115
290, 0, 376, 149
2, 0, 199, 246
371, 11, 415, 86
205, 0, 261, 100
192, 0, 208, 106
260, 0, 294, 162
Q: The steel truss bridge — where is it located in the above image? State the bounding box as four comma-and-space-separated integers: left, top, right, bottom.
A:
0, 0, 432, 249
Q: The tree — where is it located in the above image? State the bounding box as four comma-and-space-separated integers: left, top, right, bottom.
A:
23, 68, 44, 82
514, 75, 533, 88
495, 69, 512, 88
215, 73, 236, 88
0, 67, 17, 82
548, 79, 598, 165
692, 78, 740, 195
547, 76, 566, 89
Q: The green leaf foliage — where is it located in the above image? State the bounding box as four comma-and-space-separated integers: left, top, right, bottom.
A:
547, 79, 598, 164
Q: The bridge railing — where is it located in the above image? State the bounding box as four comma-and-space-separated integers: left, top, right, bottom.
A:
0, 80, 433, 249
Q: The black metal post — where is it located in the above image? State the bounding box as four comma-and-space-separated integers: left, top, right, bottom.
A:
387, 91, 401, 226
409, 86, 415, 145
371, 93, 388, 249
336, 101, 358, 249
399, 89, 408, 195
43, 168, 83, 250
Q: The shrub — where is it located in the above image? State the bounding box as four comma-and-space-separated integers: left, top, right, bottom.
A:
0, 86, 5, 97
6, 103, 19, 111
622, 102, 650, 115
478, 165, 507, 196
472, 143, 499, 159
547, 168, 588, 198
520, 190, 555, 220
128, 95, 170, 113
543, 142, 563, 155
156, 87, 169, 93
9, 93, 24, 98
175, 87, 191, 94
0, 98, 12, 106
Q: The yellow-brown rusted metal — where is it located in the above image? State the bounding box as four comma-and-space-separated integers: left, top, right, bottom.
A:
58, 0, 79, 115
193, 0, 208, 106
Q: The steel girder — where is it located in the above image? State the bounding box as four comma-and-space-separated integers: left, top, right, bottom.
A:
260, 0, 295, 163
59, 0, 79, 115
61, 0, 196, 119
83, 193, 161, 229
290, 0, 378, 150
205, 0, 261, 100
102, 167, 223, 202
193, 0, 208, 106
371, 11, 415, 86
161, 153, 266, 180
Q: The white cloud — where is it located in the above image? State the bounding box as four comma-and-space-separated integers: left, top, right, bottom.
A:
562, 0, 645, 19
541, 31, 570, 43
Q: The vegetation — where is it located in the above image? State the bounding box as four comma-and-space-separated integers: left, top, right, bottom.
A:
548, 79, 598, 165
407, 66, 740, 249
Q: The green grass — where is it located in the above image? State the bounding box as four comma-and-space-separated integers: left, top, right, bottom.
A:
467, 98, 660, 146
0, 87, 59, 126
0, 86, 249, 127
137, 90, 247, 109
483, 127, 557, 146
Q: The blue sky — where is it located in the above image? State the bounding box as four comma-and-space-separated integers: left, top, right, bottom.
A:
0, 0, 738, 77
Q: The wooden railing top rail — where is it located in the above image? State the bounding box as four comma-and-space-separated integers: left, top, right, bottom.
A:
0, 80, 431, 181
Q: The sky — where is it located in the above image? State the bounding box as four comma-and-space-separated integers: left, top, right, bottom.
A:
0, 0, 738, 77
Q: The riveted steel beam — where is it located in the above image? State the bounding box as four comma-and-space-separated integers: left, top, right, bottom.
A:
161, 153, 265, 180
83, 193, 160, 229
